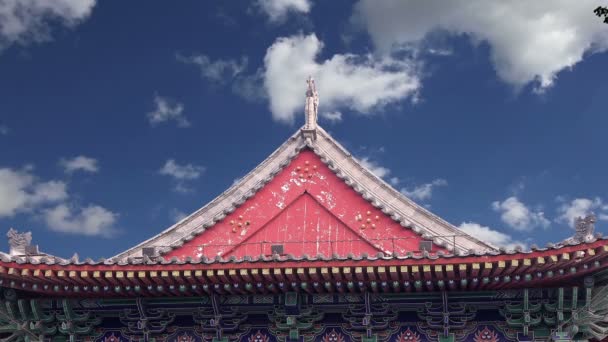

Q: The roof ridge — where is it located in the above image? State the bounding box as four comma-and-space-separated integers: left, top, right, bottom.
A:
111, 129, 308, 261
311, 126, 496, 252
112, 122, 496, 261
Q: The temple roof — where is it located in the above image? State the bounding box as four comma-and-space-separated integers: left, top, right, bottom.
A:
110, 78, 500, 261
112, 130, 495, 262
1, 79, 606, 297
0, 238, 606, 297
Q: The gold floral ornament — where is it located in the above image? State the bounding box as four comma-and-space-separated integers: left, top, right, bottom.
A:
229, 215, 251, 233
355, 211, 380, 229
295, 160, 317, 180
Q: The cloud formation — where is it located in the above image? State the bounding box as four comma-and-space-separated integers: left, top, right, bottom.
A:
159, 160, 204, 180
159, 159, 205, 193
0, 166, 118, 236
353, 0, 608, 91
459, 222, 526, 250
492, 196, 550, 231
401, 179, 447, 201
176, 53, 248, 83
320, 111, 343, 123
0, 0, 96, 52
263, 33, 420, 123
170, 208, 188, 222
255, 0, 311, 22
60, 155, 99, 174
556, 197, 608, 228
147, 95, 190, 128
0, 167, 67, 217
359, 157, 391, 179
43, 203, 118, 237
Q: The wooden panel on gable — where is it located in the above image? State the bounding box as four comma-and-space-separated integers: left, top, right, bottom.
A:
164, 150, 445, 260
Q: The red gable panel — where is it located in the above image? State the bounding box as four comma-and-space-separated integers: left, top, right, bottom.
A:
165, 149, 444, 260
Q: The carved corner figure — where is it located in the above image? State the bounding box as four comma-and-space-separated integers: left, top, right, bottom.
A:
574, 214, 596, 243
6, 228, 32, 256
560, 214, 596, 246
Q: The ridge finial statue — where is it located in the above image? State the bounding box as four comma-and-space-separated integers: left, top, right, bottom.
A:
573, 214, 596, 243
304, 76, 319, 131
7, 228, 32, 256
560, 214, 596, 246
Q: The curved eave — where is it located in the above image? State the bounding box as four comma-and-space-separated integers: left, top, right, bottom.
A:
2, 239, 607, 297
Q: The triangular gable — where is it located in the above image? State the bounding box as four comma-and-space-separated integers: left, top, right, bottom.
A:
112, 126, 494, 262
164, 150, 445, 260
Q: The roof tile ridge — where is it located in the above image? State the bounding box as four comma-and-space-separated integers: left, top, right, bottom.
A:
310, 128, 456, 248
314, 127, 496, 253
111, 130, 308, 261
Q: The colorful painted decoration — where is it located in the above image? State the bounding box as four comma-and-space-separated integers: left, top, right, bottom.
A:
96, 332, 127, 342
395, 328, 421, 342
248, 330, 270, 342
321, 329, 346, 342
473, 326, 500, 342
166, 330, 202, 342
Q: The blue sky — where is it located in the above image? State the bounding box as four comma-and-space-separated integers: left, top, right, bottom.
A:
0, 0, 607, 258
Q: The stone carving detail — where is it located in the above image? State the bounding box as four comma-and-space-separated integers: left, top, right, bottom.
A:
561, 214, 596, 245
304, 76, 319, 131
574, 214, 596, 242
7, 228, 32, 255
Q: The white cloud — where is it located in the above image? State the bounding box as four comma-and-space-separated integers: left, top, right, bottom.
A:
255, 0, 311, 22
170, 208, 188, 222
173, 183, 195, 194
159, 159, 204, 180
556, 197, 608, 228
147, 95, 190, 128
459, 222, 527, 250
60, 155, 98, 174
43, 203, 117, 237
359, 157, 391, 179
0, 168, 67, 217
29, 181, 68, 205
353, 0, 608, 91
0, 0, 96, 52
492, 196, 550, 231
0, 166, 118, 236
176, 53, 248, 83
177, 53, 265, 102
400, 179, 447, 201
0, 125, 8, 135
320, 111, 343, 123
263, 33, 420, 123
159, 159, 205, 194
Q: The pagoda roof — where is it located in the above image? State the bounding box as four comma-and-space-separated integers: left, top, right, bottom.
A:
112, 125, 494, 262
3, 78, 605, 298
0, 238, 605, 297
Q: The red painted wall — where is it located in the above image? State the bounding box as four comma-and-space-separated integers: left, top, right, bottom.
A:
166, 150, 441, 260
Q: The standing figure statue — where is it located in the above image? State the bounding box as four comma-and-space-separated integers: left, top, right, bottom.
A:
304, 76, 319, 131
